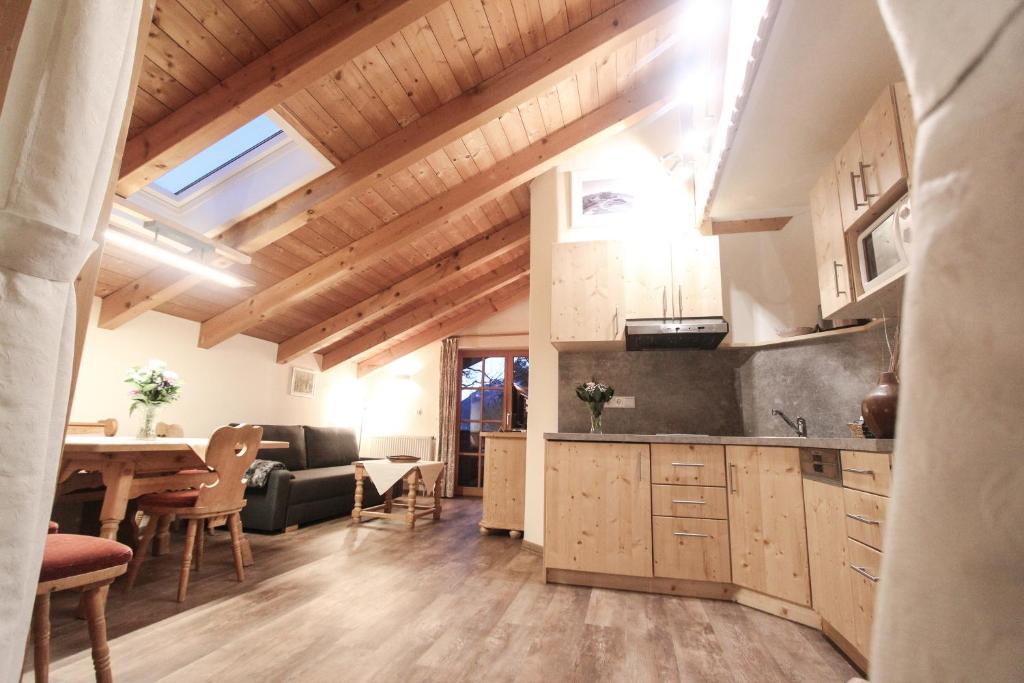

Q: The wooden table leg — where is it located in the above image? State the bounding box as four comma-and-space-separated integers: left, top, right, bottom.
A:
240, 536, 254, 567
97, 462, 135, 540
154, 514, 173, 556
384, 486, 393, 513
406, 470, 420, 529
352, 464, 364, 524
433, 465, 443, 520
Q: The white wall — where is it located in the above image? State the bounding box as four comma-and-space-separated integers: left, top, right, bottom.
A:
73, 296, 529, 443
719, 213, 820, 344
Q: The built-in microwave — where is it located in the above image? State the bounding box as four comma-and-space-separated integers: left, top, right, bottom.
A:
857, 194, 911, 293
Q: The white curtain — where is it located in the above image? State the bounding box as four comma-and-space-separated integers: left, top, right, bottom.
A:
0, 1, 144, 677
872, 1, 1024, 680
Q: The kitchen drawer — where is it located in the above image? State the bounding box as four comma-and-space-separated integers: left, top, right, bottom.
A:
652, 485, 728, 519
846, 538, 882, 654
653, 517, 731, 582
844, 488, 888, 551
651, 444, 726, 486
841, 450, 892, 496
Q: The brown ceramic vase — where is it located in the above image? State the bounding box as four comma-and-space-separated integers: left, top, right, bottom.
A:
862, 372, 899, 439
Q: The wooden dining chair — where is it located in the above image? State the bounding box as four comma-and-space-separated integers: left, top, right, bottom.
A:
33, 530, 133, 683
124, 424, 263, 602
66, 419, 118, 436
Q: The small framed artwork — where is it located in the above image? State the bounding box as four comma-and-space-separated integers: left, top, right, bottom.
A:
289, 366, 316, 398
570, 170, 640, 228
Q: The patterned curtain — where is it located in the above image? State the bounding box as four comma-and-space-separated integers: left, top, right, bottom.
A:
436, 337, 459, 497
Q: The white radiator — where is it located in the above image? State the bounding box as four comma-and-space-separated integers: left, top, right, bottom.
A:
360, 435, 436, 461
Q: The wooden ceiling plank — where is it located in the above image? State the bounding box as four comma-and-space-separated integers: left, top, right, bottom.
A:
498, 107, 532, 152
273, 100, 346, 164
354, 279, 530, 376
595, 50, 616, 105
153, 0, 244, 80
564, 0, 592, 30
178, 0, 269, 64
351, 47, 421, 128
461, 128, 498, 171
400, 18, 462, 104
481, 0, 528, 68
144, 23, 220, 95
267, 0, 322, 32
223, 0, 295, 49
516, 97, 548, 143
575, 62, 599, 114
509, 0, 547, 55
196, 69, 670, 347
102, 0, 679, 330
450, 0, 505, 79
321, 257, 530, 368
424, 3, 485, 91
377, 31, 444, 114
138, 57, 197, 109
119, 0, 447, 193
555, 73, 583, 123
479, 118, 515, 161
537, 0, 569, 42
615, 39, 636, 93
278, 217, 529, 362
306, 76, 382, 149
537, 85, 566, 132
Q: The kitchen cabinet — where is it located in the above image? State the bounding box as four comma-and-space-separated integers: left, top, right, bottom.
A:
846, 537, 882, 655
544, 440, 653, 577
653, 517, 731, 582
803, 478, 860, 662
479, 433, 526, 537
651, 444, 727, 486
550, 241, 625, 345
843, 487, 888, 551
841, 450, 892, 497
550, 234, 721, 348
652, 484, 728, 519
810, 166, 853, 317
726, 446, 811, 606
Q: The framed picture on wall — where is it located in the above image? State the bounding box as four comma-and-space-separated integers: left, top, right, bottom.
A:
570, 170, 639, 228
289, 366, 316, 398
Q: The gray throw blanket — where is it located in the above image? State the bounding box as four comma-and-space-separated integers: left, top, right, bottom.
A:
245, 459, 286, 489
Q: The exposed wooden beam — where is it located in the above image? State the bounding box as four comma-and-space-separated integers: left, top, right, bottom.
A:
320, 258, 530, 370
709, 216, 792, 235
355, 280, 531, 378
276, 218, 530, 363
197, 69, 672, 349
98, 0, 683, 330
116, 0, 445, 194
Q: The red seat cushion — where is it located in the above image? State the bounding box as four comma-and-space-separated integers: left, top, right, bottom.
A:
137, 489, 199, 508
48, 521, 58, 534
40, 535, 132, 582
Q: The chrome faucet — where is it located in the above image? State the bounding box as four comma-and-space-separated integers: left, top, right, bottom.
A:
772, 409, 807, 437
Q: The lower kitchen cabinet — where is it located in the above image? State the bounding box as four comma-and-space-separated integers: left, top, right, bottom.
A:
653, 517, 731, 582
847, 538, 883, 655
726, 446, 812, 606
544, 440, 653, 577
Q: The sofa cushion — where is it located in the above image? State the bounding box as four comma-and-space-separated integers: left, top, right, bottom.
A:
304, 426, 359, 468
254, 424, 307, 470
288, 465, 355, 505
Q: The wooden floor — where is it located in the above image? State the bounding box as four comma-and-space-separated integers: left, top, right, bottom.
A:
34, 498, 857, 682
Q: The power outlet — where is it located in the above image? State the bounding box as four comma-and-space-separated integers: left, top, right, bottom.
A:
607, 396, 635, 409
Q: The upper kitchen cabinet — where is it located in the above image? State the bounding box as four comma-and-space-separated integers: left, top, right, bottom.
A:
834, 85, 912, 233
810, 165, 852, 318
550, 241, 626, 349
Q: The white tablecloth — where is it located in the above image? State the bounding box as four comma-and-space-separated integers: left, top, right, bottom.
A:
358, 459, 445, 495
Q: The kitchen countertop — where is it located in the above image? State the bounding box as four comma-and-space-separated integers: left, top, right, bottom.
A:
544, 432, 894, 453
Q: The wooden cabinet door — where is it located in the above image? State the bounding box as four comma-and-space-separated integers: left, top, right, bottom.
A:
481, 436, 526, 532
859, 85, 907, 208
651, 444, 727, 486
726, 446, 812, 606
809, 166, 853, 318
893, 81, 916, 179
803, 479, 858, 645
834, 129, 868, 231
551, 241, 626, 343
847, 538, 882, 655
544, 441, 653, 577
653, 517, 731, 582
621, 238, 674, 320
670, 234, 723, 318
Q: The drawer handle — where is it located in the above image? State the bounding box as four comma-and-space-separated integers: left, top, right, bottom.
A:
842, 467, 875, 475
672, 499, 706, 505
846, 513, 880, 526
673, 531, 710, 538
671, 462, 704, 467
851, 564, 880, 583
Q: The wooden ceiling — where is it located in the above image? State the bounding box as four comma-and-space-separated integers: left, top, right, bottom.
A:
96, 0, 686, 373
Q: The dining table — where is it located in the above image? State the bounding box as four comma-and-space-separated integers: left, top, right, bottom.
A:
59, 435, 287, 561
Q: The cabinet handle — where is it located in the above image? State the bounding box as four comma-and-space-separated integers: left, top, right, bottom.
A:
850, 162, 877, 209
846, 513, 880, 525
832, 260, 847, 297
851, 564, 880, 583
842, 467, 875, 475
612, 306, 619, 339
677, 285, 682, 318
673, 531, 710, 538
672, 499, 706, 505
728, 463, 738, 493
662, 287, 667, 319
671, 462, 704, 467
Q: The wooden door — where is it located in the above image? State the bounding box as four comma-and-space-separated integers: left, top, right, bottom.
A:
726, 446, 811, 606
621, 238, 674, 320
550, 241, 626, 343
859, 85, 907, 208
834, 128, 868, 231
803, 478, 858, 644
456, 351, 528, 495
545, 441, 653, 577
809, 166, 853, 317
670, 234, 723, 318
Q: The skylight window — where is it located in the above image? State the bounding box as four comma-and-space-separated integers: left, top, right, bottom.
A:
152, 115, 283, 196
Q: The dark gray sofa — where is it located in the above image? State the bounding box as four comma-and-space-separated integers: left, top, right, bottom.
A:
241, 424, 389, 532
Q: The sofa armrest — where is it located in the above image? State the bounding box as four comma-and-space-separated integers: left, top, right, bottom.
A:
241, 469, 295, 532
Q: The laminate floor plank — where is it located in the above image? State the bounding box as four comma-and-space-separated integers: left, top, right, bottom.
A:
34, 499, 858, 682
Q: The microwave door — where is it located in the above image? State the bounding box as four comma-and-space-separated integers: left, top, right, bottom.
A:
862, 213, 903, 286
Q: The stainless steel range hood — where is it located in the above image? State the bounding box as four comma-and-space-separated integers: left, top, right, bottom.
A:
625, 317, 729, 351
